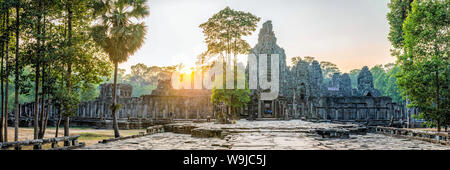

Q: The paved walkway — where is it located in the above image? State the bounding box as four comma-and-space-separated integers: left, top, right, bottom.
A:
81, 120, 450, 150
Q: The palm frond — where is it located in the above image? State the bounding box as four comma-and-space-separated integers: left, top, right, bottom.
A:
90, 0, 149, 64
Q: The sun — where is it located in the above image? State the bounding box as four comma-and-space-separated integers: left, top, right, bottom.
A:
179, 66, 194, 75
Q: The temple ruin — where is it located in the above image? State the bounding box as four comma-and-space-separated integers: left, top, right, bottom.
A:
245, 21, 406, 126
13, 20, 411, 128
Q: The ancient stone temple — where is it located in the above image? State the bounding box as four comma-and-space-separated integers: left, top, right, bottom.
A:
246, 20, 289, 119
14, 20, 407, 128
17, 80, 213, 129
141, 79, 212, 120
354, 66, 382, 97
246, 20, 405, 125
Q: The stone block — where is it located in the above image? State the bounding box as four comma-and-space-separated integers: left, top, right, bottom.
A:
191, 128, 224, 138
316, 128, 350, 139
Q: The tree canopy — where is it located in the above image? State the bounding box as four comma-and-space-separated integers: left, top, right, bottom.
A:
200, 7, 259, 123
394, 0, 449, 130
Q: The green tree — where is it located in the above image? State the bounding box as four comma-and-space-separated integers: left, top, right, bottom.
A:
291, 56, 315, 66
91, 0, 149, 137
384, 64, 403, 103
370, 65, 387, 93
199, 7, 259, 123
320, 61, 340, 79
387, 0, 414, 50
348, 69, 361, 88
398, 0, 449, 131
303, 56, 315, 64
291, 56, 302, 65
320, 61, 340, 85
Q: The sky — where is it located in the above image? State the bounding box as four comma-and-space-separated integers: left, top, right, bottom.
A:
119, 0, 396, 74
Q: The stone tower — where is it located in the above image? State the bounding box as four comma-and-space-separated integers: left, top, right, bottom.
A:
340, 73, 352, 97
356, 66, 381, 96
248, 20, 288, 97
246, 20, 289, 119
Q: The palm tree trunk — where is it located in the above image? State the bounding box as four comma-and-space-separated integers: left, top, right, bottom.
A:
14, 0, 20, 142
64, 0, 73, 140
112, 62, 120, 138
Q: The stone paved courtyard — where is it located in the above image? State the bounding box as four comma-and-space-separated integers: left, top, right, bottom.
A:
81, 120, 450, 150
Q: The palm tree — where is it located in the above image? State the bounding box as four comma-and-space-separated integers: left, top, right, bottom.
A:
90, 0, 149, 138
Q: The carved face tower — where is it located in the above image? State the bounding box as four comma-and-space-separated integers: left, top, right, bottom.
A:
249, 20, 288, 97
356, 66, 381, 96
357, 66, 374, 91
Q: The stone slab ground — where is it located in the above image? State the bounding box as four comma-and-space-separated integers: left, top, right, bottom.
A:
80, 120, 450, 150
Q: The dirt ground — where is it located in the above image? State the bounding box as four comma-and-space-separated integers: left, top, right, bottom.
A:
2, 127, 145, 150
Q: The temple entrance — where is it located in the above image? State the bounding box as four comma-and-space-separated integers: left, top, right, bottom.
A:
263, 101, 274, 118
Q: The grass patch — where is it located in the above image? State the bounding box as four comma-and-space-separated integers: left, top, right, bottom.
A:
78, 132, 114, 142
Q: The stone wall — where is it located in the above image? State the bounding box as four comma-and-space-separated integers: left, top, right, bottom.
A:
17, 81, 213, 129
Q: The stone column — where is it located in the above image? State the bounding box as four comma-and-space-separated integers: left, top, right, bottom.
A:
315, 107, 319, 120
92, 102, 96, 118
293, 89, 297, 119
95, 102, 99, 118
88, 102, 92, 118
80, 104, 84, 117
165, 103, 169, 119
196, 108, 199, 120
321, 108, 327, 121
108, 103, 112, 119
100, 103, 104, 120
301, 103, 305, 118
149, 100, 153, 119
293, 103, 298, 119
82, 103, 85, 118
212, 102, 216, 119
185, 102, 188, 120
80, 103, 83, 117
384, 109, 388, 120
376, 109, 379, 120
335, 108, 339, 120
366, 109, 370, 120
86, 102, 90, 118
356, 108, 360, 120
154, 101, 158, 120
136, 103, 141, 118
85, 103, 88, 118
87, 103, 90, 118
343, 108, 347, 120
258, 100, 262, 118
143, 104, 148, 118
271, 100, 275, 117
50, 103, 54, 119
77, 104, 81, 117
19, 104, 23, 117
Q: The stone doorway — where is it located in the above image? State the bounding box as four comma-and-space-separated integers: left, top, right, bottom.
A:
263, 101, 274, 118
